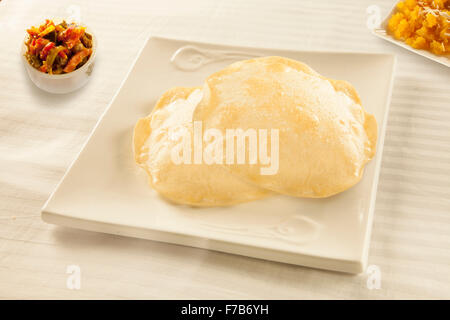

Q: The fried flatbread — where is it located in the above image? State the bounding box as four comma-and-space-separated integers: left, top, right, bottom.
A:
133, 86, 269, 206
193, 56, 377, 198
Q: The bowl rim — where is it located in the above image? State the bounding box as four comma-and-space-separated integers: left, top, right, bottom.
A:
21, 20, 97, 79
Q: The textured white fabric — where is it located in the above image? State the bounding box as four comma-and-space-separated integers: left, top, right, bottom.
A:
0, 0, 449, 299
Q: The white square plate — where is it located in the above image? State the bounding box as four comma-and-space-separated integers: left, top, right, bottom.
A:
42, 37, 396, 273
372, 3, 450, 67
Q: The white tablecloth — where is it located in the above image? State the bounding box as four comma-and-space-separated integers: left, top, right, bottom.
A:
0, 0, 449, 299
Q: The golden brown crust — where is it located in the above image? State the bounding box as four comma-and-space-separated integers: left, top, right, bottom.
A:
134, 56, 378, 204
133, 86, 269, 207
194, 56, 378, 198
133, 118, 151, 165
133, 87, 200, 165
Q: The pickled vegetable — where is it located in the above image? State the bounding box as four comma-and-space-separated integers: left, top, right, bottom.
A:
25, 19, 93, 74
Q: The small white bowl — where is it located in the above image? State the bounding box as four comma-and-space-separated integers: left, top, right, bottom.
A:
21, 25, 97, 94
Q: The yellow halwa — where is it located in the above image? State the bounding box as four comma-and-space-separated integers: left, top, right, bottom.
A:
387, 0, 449, 55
